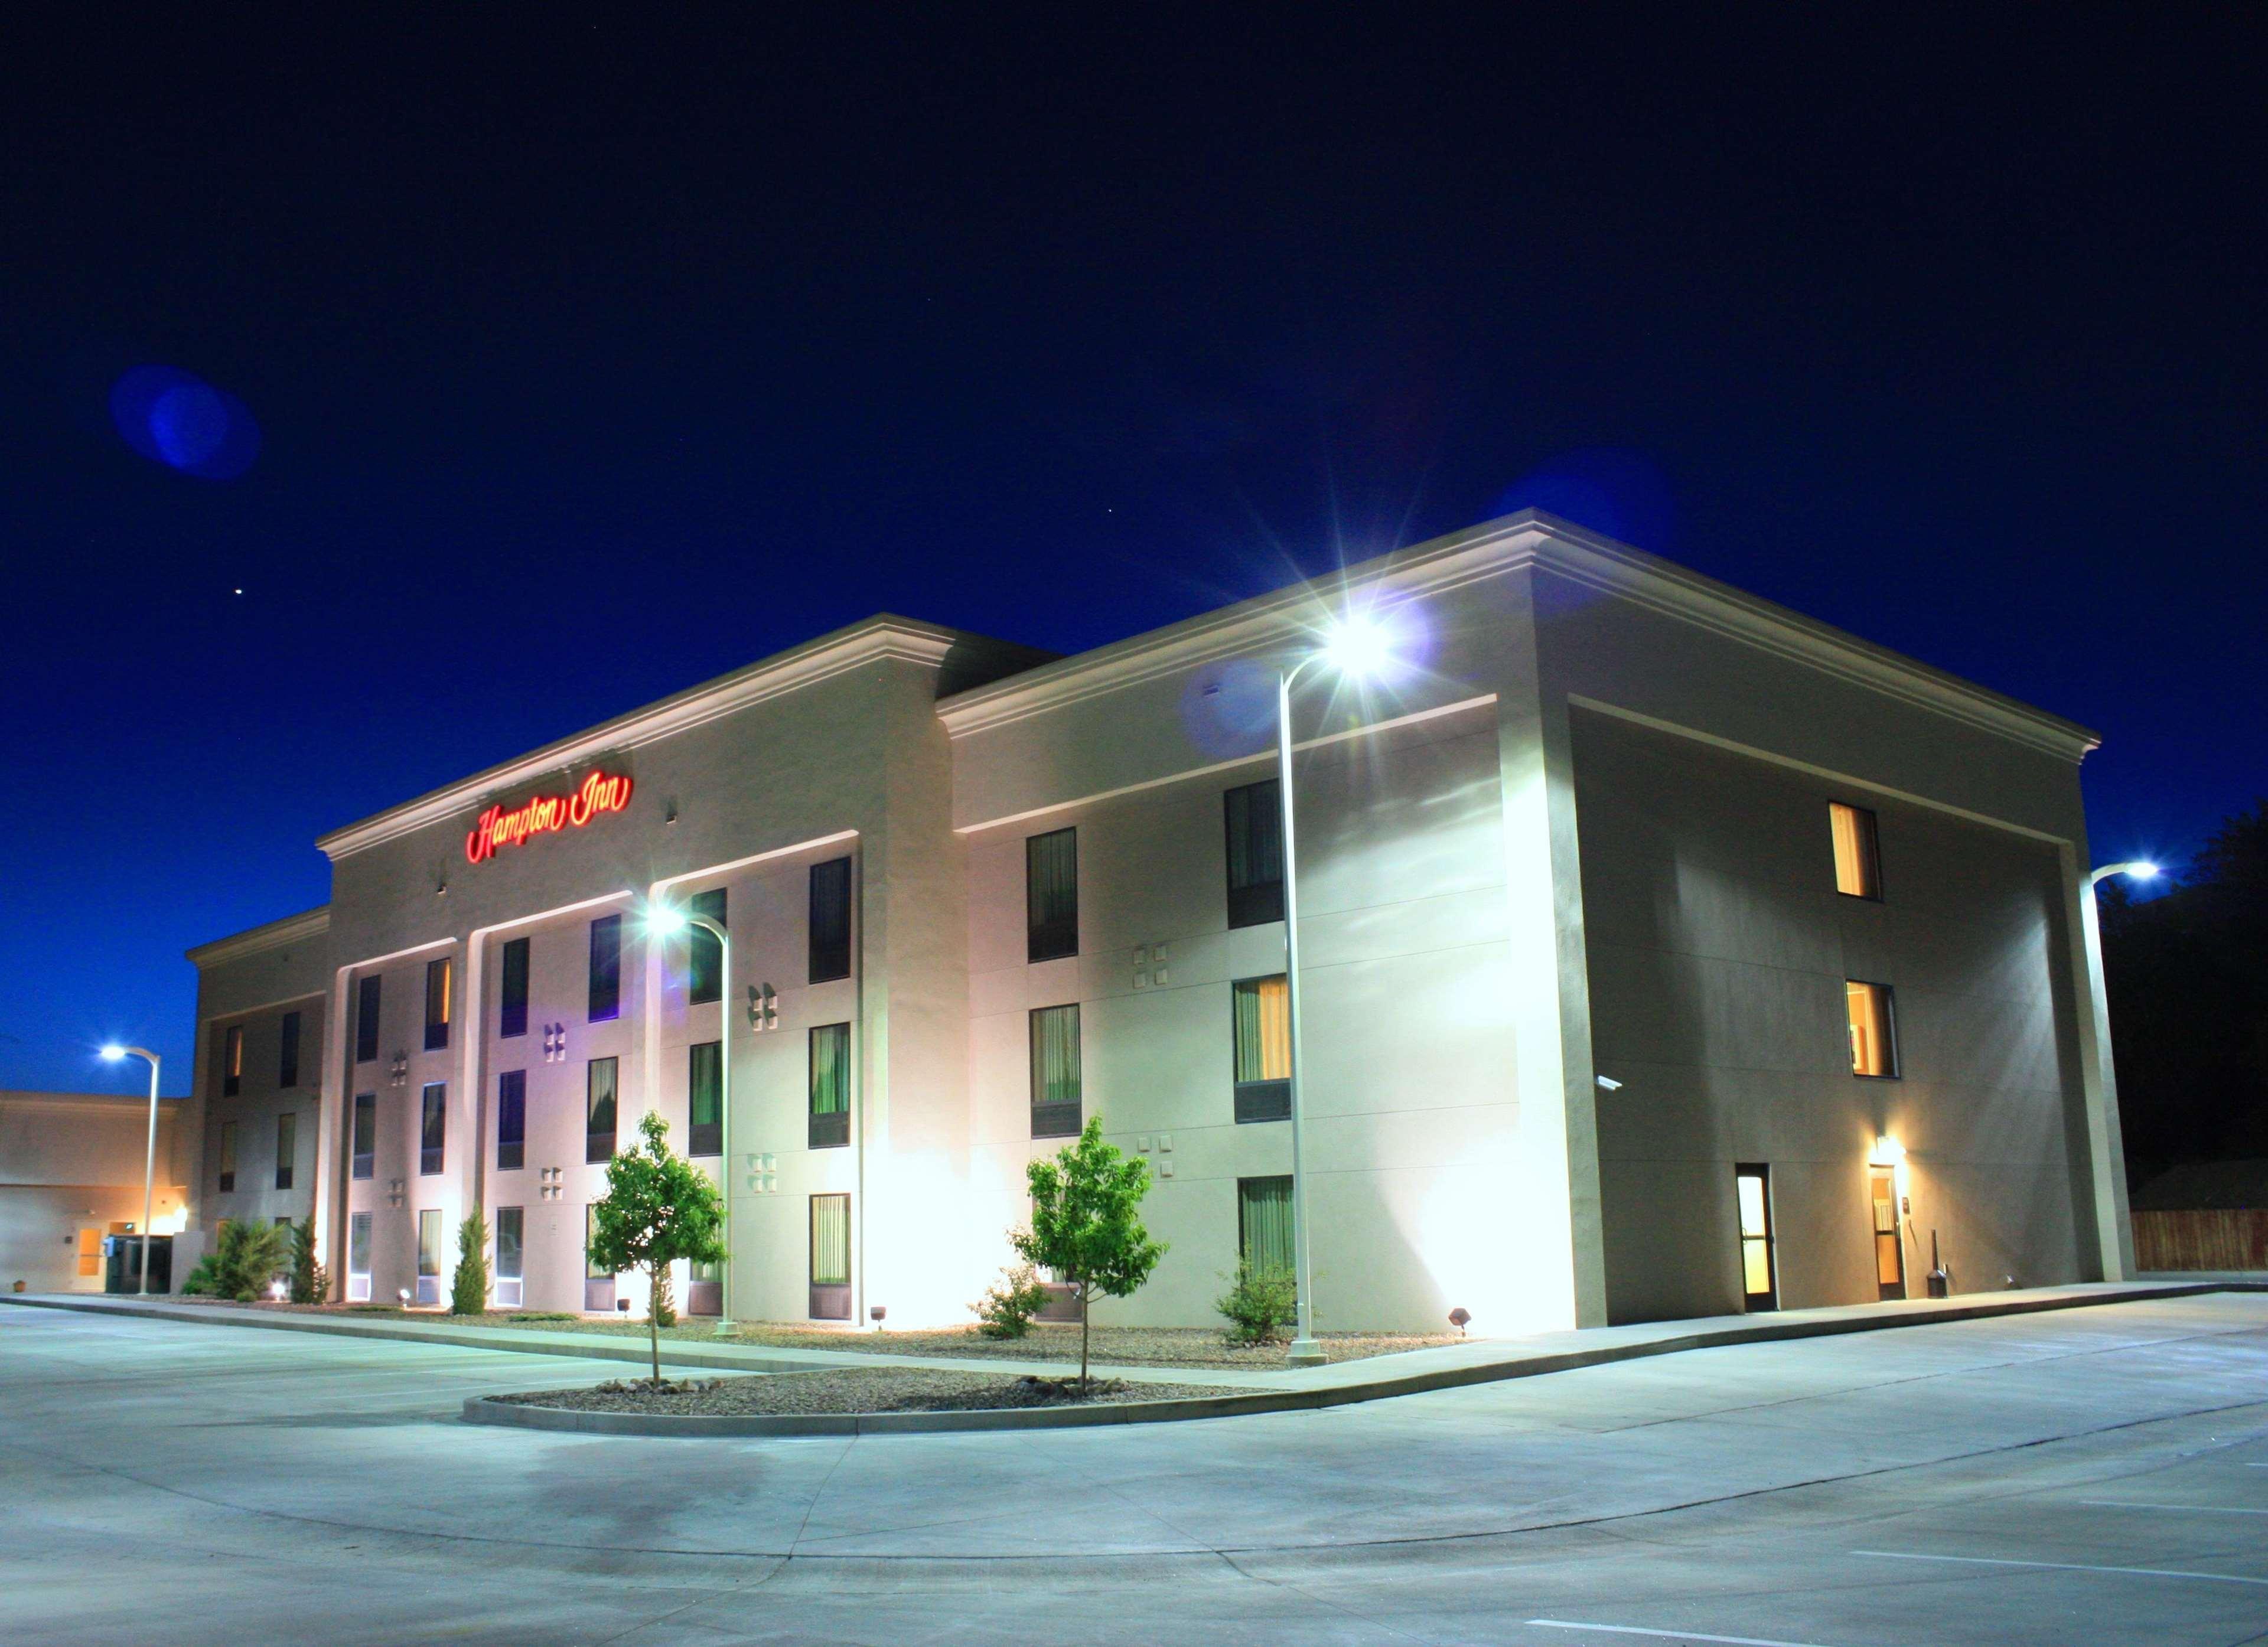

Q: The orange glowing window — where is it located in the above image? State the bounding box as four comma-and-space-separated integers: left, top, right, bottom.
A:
1846, 981, 1898, 1078
1830, 803, 1882, 899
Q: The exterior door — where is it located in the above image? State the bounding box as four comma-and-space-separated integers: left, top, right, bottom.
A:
494, 1206, 524, 1308
1736, 1165, 1778, 1312
1870, 1167, 1907, 1300
76, 1227, 103, 1288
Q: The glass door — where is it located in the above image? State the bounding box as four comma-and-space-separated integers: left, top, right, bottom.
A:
494, 1206, 524, 1308
347, 1212, 372, 1301
1735, 1165, 1777, 1312
1870, 1167, 1907, 1300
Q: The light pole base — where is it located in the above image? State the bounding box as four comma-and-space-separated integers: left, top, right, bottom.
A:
1285, 1336, 1327, 1368
712, 1318, 735, 1338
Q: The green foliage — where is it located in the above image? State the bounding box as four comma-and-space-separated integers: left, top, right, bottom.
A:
1011, 1118, 1165, 1387
178, 1255, 219, 1297
1215, 1260, 1298, 1345
972, 1262, 1052, 1339
200, 1219, 290, 1303
450, 1214, 490, 1316
586, 1111, 727, 1380
289, 1217, 328, 1304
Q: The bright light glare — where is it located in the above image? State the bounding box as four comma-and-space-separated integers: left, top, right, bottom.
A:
100, 1045, 126, 1061
646, 905, 689, 937
2128, 862, 2159, 880
1321, 612, 1396, 679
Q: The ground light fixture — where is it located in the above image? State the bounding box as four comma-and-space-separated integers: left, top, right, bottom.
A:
1273, 607, 1407, 1366
98, 1044, 162, 1296
644, 899, 734, 1333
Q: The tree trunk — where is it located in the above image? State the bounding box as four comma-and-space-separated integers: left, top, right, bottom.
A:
1078, 1280, 1090, 1394
649, 1264, 662, 1384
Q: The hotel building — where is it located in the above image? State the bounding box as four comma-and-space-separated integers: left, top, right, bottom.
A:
184, 511, 2133, 1333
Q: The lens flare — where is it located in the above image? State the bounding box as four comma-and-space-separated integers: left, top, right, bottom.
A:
109, 364, 262, 478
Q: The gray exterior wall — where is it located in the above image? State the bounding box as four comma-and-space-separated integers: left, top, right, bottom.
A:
0, 1092, 188, 1293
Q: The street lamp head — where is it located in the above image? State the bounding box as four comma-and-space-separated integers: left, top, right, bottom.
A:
644, 905, 689, 938
100, 1045, 126, 1061
1320, 611, 1396, 680
2127, 862, 2159, 881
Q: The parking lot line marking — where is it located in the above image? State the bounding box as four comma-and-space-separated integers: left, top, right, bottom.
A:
1527, 1623, 1844, 1646
2080, 1500, 2268, 1515
1853, 1551, 2268, 1587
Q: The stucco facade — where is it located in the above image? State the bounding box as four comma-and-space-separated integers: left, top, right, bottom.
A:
184, 510, 2130, 1336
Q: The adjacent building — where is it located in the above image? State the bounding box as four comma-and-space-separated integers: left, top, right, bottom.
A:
184, 510, 2132, 1334
1, 1089, 190, 1294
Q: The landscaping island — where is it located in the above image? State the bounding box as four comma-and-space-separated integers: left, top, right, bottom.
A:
494, 1367, 1251, 1417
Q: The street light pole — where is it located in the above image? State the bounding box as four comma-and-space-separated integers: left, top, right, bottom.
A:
2078, 860, 2156, 1281
101, 1045, 162, 1295
1275, 656, 1327, 1369
651, 907, 734, 1334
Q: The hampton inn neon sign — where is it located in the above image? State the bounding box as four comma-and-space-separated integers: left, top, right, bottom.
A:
465, 771, 634, 864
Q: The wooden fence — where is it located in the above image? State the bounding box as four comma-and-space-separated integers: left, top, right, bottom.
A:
2133, 1209, 2268, 1272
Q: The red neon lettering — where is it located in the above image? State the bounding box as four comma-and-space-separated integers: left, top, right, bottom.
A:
465, 771, 634, 864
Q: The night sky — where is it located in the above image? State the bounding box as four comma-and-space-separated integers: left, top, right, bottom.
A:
4, 11, 2261, 1096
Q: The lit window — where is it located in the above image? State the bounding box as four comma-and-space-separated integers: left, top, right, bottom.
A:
1028, 1004, 1081, 1139
1026, 829, 1078, 962
1233, 975, 1291, 1123
809, 1025, 850, 1149
809, 1193, 850, 1320
425, 957, 452, 1051
1830, 803, 1882, 899
1846, 981, 1898, 1078
223, 1025, 243, 1097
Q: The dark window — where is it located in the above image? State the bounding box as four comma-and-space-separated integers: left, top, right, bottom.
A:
424, 957, 452, 1051
497, 1070, 526, 1172
689, 1041, 722, 1157
499, 937, 530, 1038
348, 1212, 371, 1282
809, 1193, 851, 1319
689, 887, 727, 1005
275, 1112, 296, 1191
1224, 780, 1285, 928
1026, 827, 1079, 962
1232, 975, 1292, 1123
808, 1024, 850, 1149
1029, 1004, 1082, 1138
217, 1120, 237, 1192
419, 1082, 446, 1176
223, 1024, 243, 1097
1237, 1176, 1295, 1276
278, 1011, 301, 1088
588, 915, 622, 1022
809, 856, 852, 983
495, 1206, 524, 1284
355, 975, 381, 1063
418, 1209, 444, 1304
586, 1057, 618, 1163
351, 1092, 374, 1180
1830, 803, 1884, 900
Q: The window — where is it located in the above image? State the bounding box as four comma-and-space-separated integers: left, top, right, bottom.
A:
810, 1193, 851, 1320
586, 1057, 618, 1163
217, 1121, 237, 1193
416, 1208, 443, 1306
347, 1211, 372, 1302
689, 1041, 722, 1157
1238, 1176, 1295, 1277
419, 1083, 447, 1174
1736, 1165, 1777, 1310
494, 1206, 524, 1307
356, 974, 382, 1063
497, 1070, 526, 1172
809, 856, 852, 983
1830, 802, 1883, 899
223, 1025, 243, 1096
1845, 981, 1899, 1078
689, 887, 727, 1005
1028, 1004, 1082, 1138
1224, 780, 1285, 928
425, 957, 452, 1051
275, 1112, 296, 1191
809, 1024, 850, 1149
499, 936, 530, 1039
584, 1203, 614, 1312
1232, 975, 1292, 1123
278, 1011, 301, 1088
588, 914, 622, 1022
351, 1092, 375, 1180
1026, 828, 1078, 962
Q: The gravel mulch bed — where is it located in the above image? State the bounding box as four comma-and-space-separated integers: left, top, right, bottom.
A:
494, 1368, 1252, 1416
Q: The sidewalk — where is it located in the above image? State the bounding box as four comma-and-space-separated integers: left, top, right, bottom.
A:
6, 1280, 2251, 1403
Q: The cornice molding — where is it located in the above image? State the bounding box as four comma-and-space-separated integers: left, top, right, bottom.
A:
316, 617, 1001, 862
185, 905, 331, 969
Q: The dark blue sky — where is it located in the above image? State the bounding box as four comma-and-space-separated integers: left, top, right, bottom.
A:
4, 11, 2261, 1095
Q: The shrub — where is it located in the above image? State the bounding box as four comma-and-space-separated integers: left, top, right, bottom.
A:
450, 1214, 490, 1316
179, 1255, 220, 1297
204, 1219, 290, 1303
973, 1263, 1052, 1339
288, 1217, 328, 1304
1216, 1260, 1298, 1345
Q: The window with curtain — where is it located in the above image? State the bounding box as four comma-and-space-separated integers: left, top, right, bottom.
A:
278, 1010, 301, 1088
495, 1207, 523, 1281
1224, 780, 1285, 928
1830, 802, 1883, 899
588, 914, 623, 1022
586, 1057, 618, 1162
809, 1193, 851, 1319
356, 974, 381, 1063
1029, 1004, 1082, 1137
1238, 1176, 1296, 1277
1232, 974, 1292, 1123
688, 887, 728, 1004
217, 1121, 237, 1192
425, 956, 452, 1051
1026, 827, 1078, 962
274, 1112, 295, 1190
585, 1203, 611, 1280
1845, 981, 1899, 1078
223, 1025, 243, 1095
347, 1212, 371, 1282
496, 1070, 526, 1172
351, 1093, 374, 1180
809, 857, 852, 983
420, 1082, 446, 1175
499, 936, 530, 1038
809, 1023, 850, 1148
417, 1209, 444, 1304
689, 1041, 722, 1156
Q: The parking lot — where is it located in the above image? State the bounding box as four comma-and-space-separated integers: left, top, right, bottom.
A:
4, 1291, 2264, 1645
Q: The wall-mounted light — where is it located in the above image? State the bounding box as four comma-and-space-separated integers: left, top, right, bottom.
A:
1871, 1134, 1905, 1166
1595, 1075, 1623, 1092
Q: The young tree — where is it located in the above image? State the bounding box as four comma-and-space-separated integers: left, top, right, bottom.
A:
585, 1111, 727, 1382
450, 1214, 490, 1316
1011, 1117, 1166, 1392
288, 1216, 329, 1304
